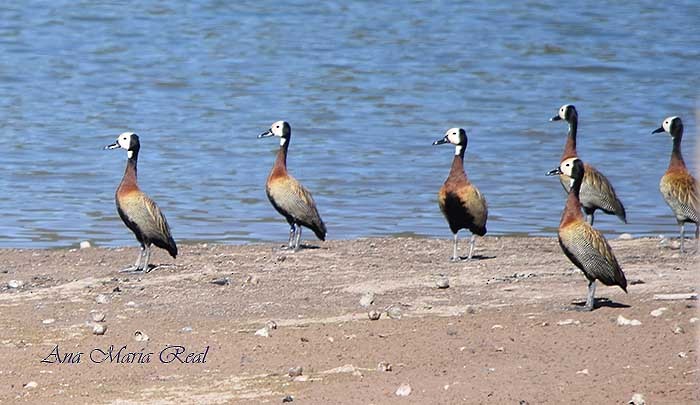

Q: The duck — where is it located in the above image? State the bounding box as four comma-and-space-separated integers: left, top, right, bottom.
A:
549, 157, 627, 311
258, 121, 326, 251
433, 128, 488, 261
547, 104, 627, 225
653, 116, 699, 253
105, 132, 177, 272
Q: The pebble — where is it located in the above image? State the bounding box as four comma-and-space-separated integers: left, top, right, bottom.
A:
288, 366, 303, 377
359, 292, 375, 308
24, 381, 38, 389
557, 319, 580, 326
387, 306, 402, 319
491, 324, 504, 329
628, 393, 645, 405
616, 315, 642, 326
689, 317, 699, 324
672, 325, 685, 334
79, 240, 92, 249
93, 324, 107, 335
650, 307, 667, 317
91, 313, 106, 322
7, 280, 24, 289
576, 369, 589, 375
436, 276, 450, 289
368, 310, 381, 321
42, 318, 55, 325
95, 294, 110, 304
134, 330, 149, 342
255, 327, 270, 337
618, 233, 633, 240
181, 326, 193, 333
210, 277, 229, 286
395, 383, 412, 397
282, 395, 294, 403
678, 352, 687, 358
125, 301, 138, 307
377, 362, 393, 372
266, 320, 278, 330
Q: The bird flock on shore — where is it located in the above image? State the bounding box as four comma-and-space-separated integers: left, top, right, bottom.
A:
105, 105, 698, 311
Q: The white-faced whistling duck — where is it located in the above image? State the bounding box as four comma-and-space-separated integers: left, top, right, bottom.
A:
549, 157, 627, 311
547, 104, 627, 225
653, 116, 699, 253
433, 128, 488, 261
258, 121, 326, 251
105, 132, 177, 272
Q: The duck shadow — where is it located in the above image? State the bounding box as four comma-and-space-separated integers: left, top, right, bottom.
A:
456, 254, 496, 261
571, 297, 631, 310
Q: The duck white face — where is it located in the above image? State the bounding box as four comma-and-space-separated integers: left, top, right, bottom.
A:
559, 157, 577, 177
652, 116, 681, 136
259, 120, 291, 146
105, 132, 139, 158
551, 104, 576, 122
433, 128, 467, 155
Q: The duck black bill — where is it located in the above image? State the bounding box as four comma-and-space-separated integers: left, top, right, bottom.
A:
432, 137, 449, 145
550, 115, 562, 122
546, 167, 562, 176
651, 127, 664, 134
104, 142, 120, 150
258, 130, 274, 138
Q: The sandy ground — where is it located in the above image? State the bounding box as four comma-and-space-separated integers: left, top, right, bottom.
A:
0, 236, 698, 404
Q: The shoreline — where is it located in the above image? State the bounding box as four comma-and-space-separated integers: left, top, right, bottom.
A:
1, 236, 697, 404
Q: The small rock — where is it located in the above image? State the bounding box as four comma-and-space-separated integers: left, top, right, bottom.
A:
91, 313, 106, 322
24, 381, 38, 389
7, 280, 24, 289
266, 320, 278, 330
377, 362, 392, 372
80, 240, 92, 249
288, 366, 303, 377
672, 325, 685, 334
292, 375, 309, 382
678, 352, 688, 358
618, 233, 633, 240
576, 368, 589, 375
95, 294, 110, 304
368, 310, 381, 321
650, 307, 668, 317
395, 383, 412, 397
689, 317, 699, 324
210, 277, 229, 286
255, 327, 270, 337
125, 301, 138, 307
387, 306, 402, 319
491, 324, 504, 329
42, 318, 55, 325
617, 315, 642, 326
327, 336, 334, 343
93, 324, 107, 335
134, 330, 149, 342
628, 393, 645, 405
282, 395, 294, 403
436, 276, 450, 289
181, 326, 193, 333
557, 319, 580, 326
359, 292, 375, 308
495, 346, 505, 352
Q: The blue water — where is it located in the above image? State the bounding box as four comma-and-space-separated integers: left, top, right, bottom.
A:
0, 1, 698, 248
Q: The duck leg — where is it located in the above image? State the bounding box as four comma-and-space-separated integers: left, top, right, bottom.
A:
587, 212, 595, 226
121, 246, 145, 272
679, 223, 685, 253
450, 233, 459, 262
467, 234, 477, 259
577, 280, 596, 312
142, 244, 154, 273
284, 224, 296, 249
293, 226, 303, 252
